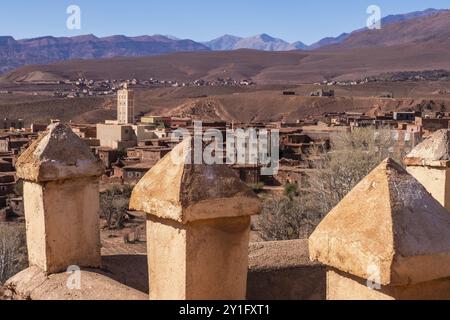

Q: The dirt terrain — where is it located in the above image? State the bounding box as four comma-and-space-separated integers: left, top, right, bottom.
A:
1, 81, 449, 125
161, 84, 450, 123
3, 41, 450, 85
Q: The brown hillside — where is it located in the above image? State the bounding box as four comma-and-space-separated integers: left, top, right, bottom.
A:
1, 82, 450, 125
332, 10, 450, 49
4, 41, 450, 85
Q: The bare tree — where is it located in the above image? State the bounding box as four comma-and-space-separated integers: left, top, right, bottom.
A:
257, 195, 324, 241
100, 185, 133, 230
257, 127, 413, 241
308, 127, 412, 213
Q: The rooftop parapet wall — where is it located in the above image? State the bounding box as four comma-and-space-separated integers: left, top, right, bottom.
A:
130, 137, 261, 223
15, 123, 104, 274
404, 129, 450, 211
309, 158, 450, 300
5, 267, 147, 300
16, 123, 103, 182
130, 137, 261, 300
404, 129, 450, 168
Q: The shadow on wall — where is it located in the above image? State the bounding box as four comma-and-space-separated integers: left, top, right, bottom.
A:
247, 265, 326, 300
101, 255, 149, 294
97, 239, 327, 301
247, 240, 326, 300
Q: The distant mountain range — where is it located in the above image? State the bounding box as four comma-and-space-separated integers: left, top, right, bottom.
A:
0, 8, 448, 74
0, 34, 210, 73
203, 34, 307, 51
203, 8, 446, 51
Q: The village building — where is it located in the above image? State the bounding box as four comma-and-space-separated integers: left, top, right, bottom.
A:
393, 111, 416, 122
169, 117, 193, 129
0, 118, 24, 130
71, 124, 97, 139
97, 123, 138, 150
0, 159, 14, 173
132, 124, 163, 142
96, 147, 120, 170
138, 137, 171, 147
120, 162, 154, 184
97, 85, 166, 149
30, 123, 48, 133
140, 115, 171, 126
0, 173, 15, 208
275, 166, 314, 190
0, 132, 35, 155
379, 92, 394, 98
126, 146, 171, 164
231, 164, 263, 185
415, 117, 450, 135
310, 89, 335, 97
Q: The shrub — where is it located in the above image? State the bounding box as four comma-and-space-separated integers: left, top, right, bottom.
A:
258, 127, 413, 241
283, 183, 299, 199
257, 195, 324, 241
13, 180, 23, 197
308, 127, 412, 213
100, 185, 133, 230
248, 182, 265, 193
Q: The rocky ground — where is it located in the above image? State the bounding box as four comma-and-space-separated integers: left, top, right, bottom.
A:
0, 286, 15, 300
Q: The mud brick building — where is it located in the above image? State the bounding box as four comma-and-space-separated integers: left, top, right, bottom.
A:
120, 162, 154, 184
127, 146, 172, 165
96, 147, 120, 170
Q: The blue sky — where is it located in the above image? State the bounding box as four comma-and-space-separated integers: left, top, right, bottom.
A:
0, 0, 448, 44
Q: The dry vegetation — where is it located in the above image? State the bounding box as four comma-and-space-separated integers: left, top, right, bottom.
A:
257, 127, 412, 241
0, 223, 27, 285
100, 185, 134, 230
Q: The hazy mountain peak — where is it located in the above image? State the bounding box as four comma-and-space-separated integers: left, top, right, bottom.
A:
305, 7, 448, 50
223, 34, 241, 38
0, 36, 16, 45
203, 34, 243, 51
234, 34, 295, 51
292, 41, 308, 50
381, 8, 446, 25
257, 33, 275, 41
71, 34, 99, 42
162, 35, 180, 40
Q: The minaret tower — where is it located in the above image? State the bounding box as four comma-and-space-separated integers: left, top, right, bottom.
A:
117, 83, 135, 124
